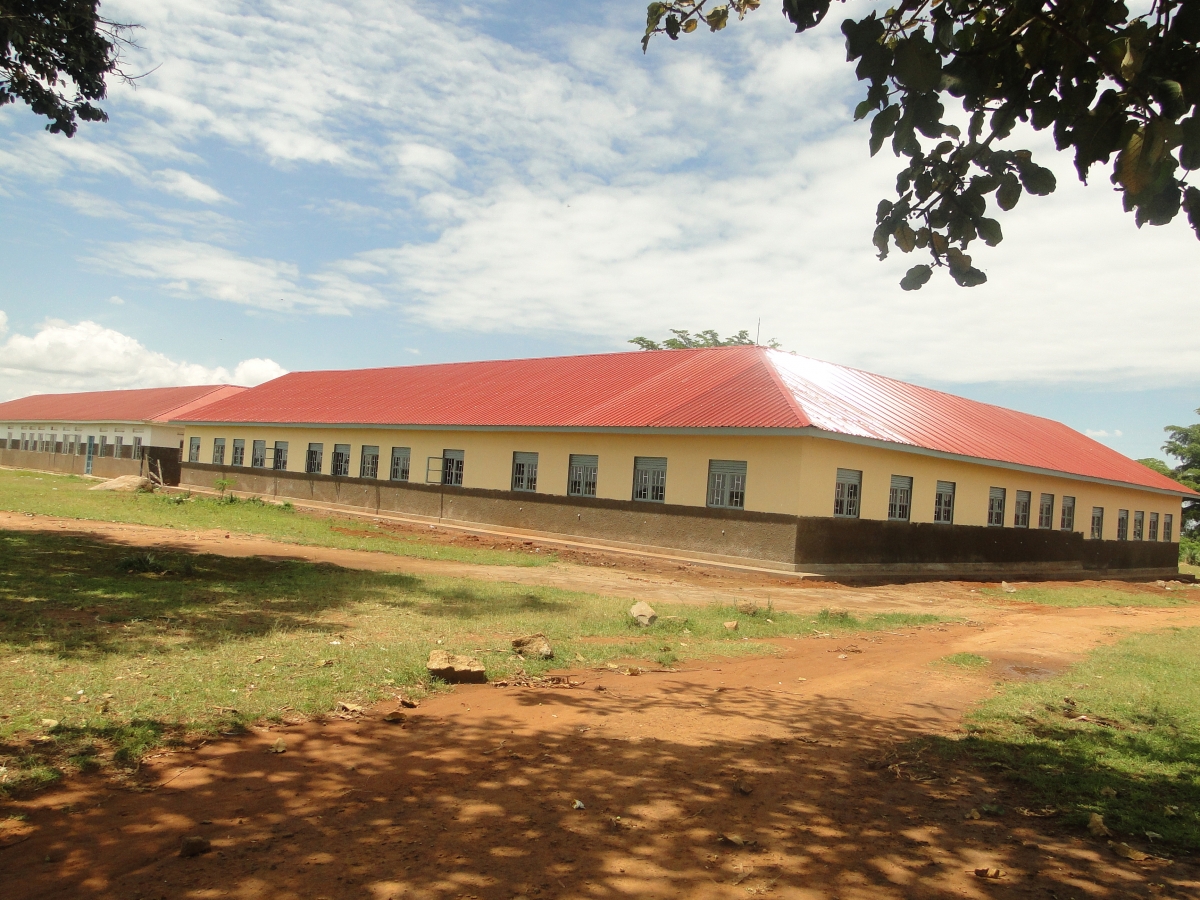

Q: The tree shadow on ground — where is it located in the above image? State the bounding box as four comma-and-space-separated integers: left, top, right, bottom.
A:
4, 682, 1197, 900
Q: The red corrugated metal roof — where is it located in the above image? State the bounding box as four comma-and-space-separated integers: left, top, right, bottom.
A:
0, 385, 247, 425
180, 348, 1194, 495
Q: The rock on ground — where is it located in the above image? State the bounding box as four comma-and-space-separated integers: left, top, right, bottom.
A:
512, 633, 554, 659
629, 601, 657, 627
735, 599, 758, 615
89, 475, 153, 493
427, 649, 487, 684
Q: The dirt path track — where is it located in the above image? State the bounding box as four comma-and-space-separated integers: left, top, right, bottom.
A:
2, 513, 1199, 899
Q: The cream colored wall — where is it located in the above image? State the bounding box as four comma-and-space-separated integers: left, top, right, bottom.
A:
795, 436, 1183, 538
181, 424, 1184, 537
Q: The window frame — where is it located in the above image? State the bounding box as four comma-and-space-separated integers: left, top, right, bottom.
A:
1014, 490, 1031, 528
232, 439, 245, 467
707, 460, 748, 509
887, 475, 912, 522
1164, 514, 1174, 542
511, 451, 539, 492
833, 468, 862, 519
360, 445, 380, 480
567, 454, 598, 498
1117, 509, 1129, 541
1038, 493, 1054, 529
1060, 495, 1076, 531
331, 444, 351, 477
933, 480, 955, 524
1132, 510, 1144, 541
632, 456, 667, 503
1149, 512, 1159, 541
987, 487, 1006, 527
212, 438, 226, 466
442, 449, 465, 486
188, 436, 201, 463
306, 443, 324, 475
251, 440, 267, 468
1091, 506, 1104, 540
390, 447, 411, 482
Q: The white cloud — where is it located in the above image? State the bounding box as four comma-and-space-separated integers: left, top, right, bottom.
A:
0, 315, 286, 399
152, 169, 228, 204
85, 240, 387, 314
108, 295, 125, 305
1086, 429, 1125, 438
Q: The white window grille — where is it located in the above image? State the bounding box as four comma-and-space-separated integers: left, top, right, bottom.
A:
1038, 493, 1054, 529
251, 440, 266, 468
1014, 490, 1031, 528
390, 447, 411, 481
1091, 507, 1104, 539
360, 445, 380, 479
633, 456, 667, 503
887, 475, 912, 521
833, 469, 862, 518
512, 452, 538, 492
306, 443, 323, 474
272, 441, 288, 471
1132, 510, 1144, 541
1060, 496, 1075, 531
987, 487, 1006, 527
331, 444, 351, 477
1116, 509, 1129, 541
934, 481, 955, 524
708, 460, 747, 509
212, 438, 226, 465
442, 449, 464, 486
568, 454, 598, 497
188, 437, 201, 462
232, 439, 245, 466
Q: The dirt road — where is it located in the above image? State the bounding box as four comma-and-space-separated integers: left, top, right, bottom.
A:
2, 513, 1198, 899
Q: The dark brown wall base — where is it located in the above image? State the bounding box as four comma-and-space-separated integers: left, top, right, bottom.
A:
181, 463, 1181, 580
0, 448, 144, 480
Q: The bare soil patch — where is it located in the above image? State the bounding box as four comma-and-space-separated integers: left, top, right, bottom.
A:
2, 513, 1199, 899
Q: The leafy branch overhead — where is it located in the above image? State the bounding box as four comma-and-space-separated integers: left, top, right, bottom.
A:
643, 1, 1200, 290
629, 328, 782, 349
1, 0, 137, 136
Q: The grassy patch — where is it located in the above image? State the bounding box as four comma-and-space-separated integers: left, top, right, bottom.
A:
932, 628, 1200, 851
0, 468, 547, 567
980, 584, 1191, 608
937, 652, 990, 670
0, 530, 945, 794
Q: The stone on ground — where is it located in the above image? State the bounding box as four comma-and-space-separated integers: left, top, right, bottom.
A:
512, 633, 554, 659
427, 649, 487, 684
89, 475, 152, 493
735, 599, 758, 615
629, 601, 657, 627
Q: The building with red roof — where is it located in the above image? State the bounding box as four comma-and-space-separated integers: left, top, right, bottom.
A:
174, 347, 1191, 578
1, 384, 246, 481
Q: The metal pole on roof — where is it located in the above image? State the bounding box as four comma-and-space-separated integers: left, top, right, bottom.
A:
756, 319, 760, 346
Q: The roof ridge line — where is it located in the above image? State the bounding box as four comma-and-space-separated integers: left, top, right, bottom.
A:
760, 348, 812, 428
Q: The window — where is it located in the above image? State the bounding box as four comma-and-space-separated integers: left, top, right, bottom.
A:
442, 449, 464, 486
1149, 512, 1159, 541
1132, 510, 1144, 541
1014, 490, 1031, 528
1038, 493, 1054, 529
188, 437, 201, 463
132, 436, 142, 458
272, 442, 288, 470
115, 436, 124, 458
232, 439, 245, 466
1091, 507, 1104, 539
251, 440, 267, 468
511, 452, 538, 491
987, 487, 1006, 527
100, 436, 109, 457
934, 481, 955, 523
390, 447, 411, 482
708, 460, 747, 509
331, 444, 351, 477
37, 432, 44, 452
568, 454, 598, 497
1117, 509, 1129, 541
50, 433, 58, 453
887, 475, 912, 521
833, 468, 862, 518
306, 443, 323, 474
633, 456, 667, 503
212, 438, 226, 466
360, 445, 380, 479
1061, 496, 1076, 531
1164, 514, 1174, 542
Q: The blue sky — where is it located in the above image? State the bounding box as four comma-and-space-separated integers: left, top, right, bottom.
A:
0, 1, 1196, 463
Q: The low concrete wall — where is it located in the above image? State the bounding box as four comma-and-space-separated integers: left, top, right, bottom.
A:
0, 448, 143, 479
181, 463, 1182, 579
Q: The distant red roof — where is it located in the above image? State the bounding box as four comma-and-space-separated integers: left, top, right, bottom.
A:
181, 348, 1194, 496
0, 385, 247, 425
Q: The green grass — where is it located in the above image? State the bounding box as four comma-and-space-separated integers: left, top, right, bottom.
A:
0, 467, 548, 567
0, 529, 944, 794
937, 652, 990, 670
980, 584, 1192, 608
932, 628, 1200, 851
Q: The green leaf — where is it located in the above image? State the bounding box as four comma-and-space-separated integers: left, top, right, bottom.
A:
893, 36, 942, 94
1180, 116, 1200, 171
894, 222, 917, 253
705, 5, 730, 31
1016, 160, 1056, 196
1184, 187, 1200, 239
977, 217, 1003, 246
996, 174, 1022, 210
899, 264, 932, 291
854, 99, 874, 121
646, 2, 666, 30
869, 105, 902, 157
682, 17, 698, 33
